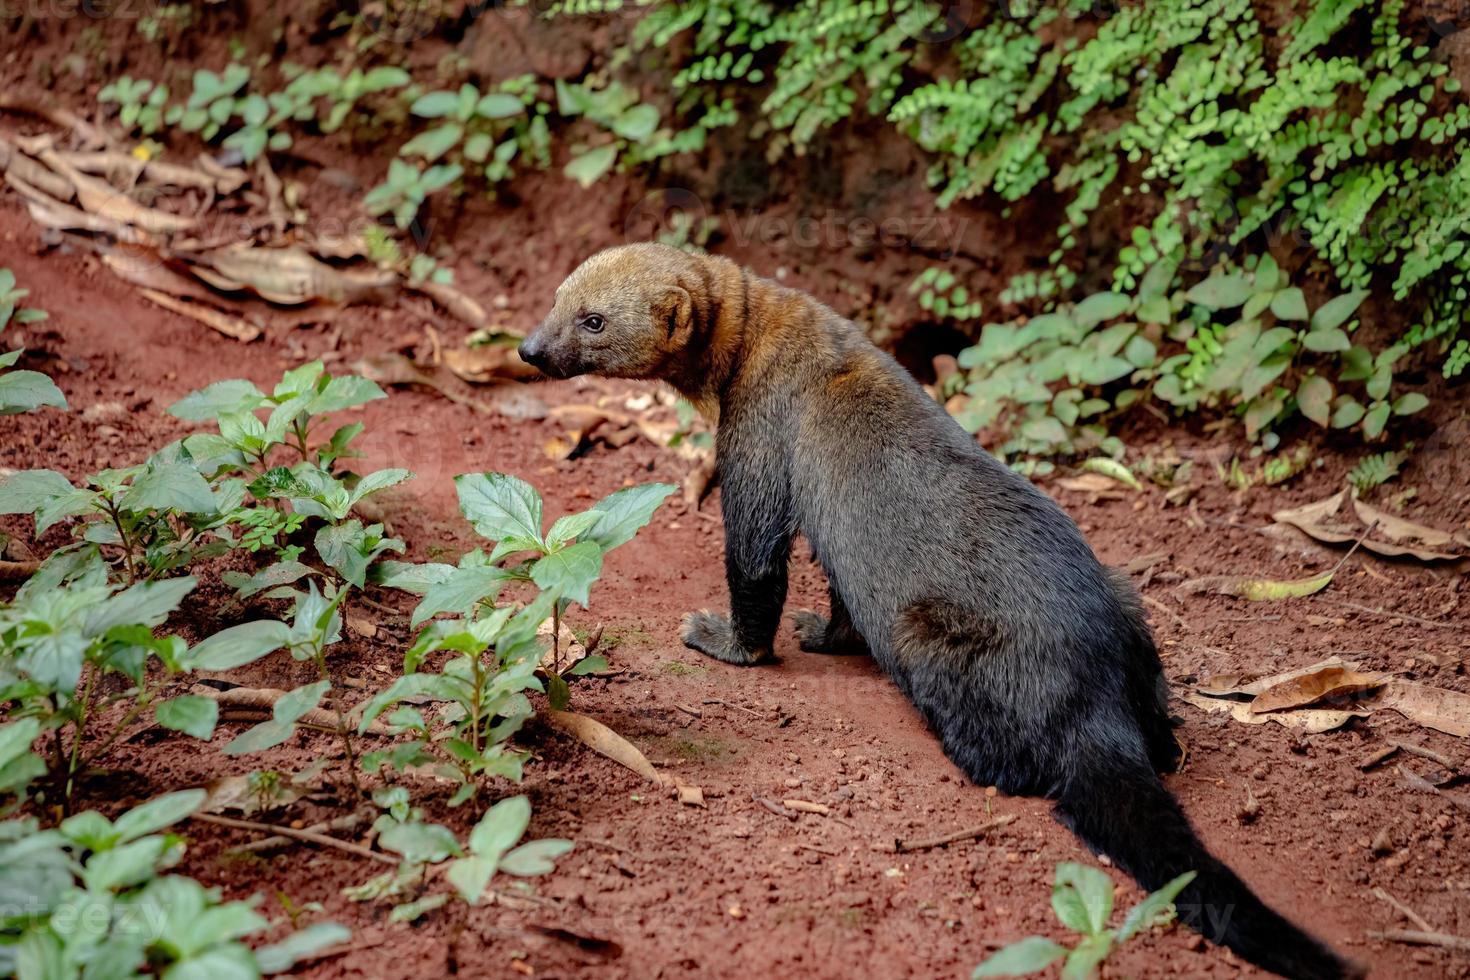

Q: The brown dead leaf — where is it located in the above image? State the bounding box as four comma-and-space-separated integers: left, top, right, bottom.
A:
1183, 691, 1366, 734
352, 353, 499, 415
37, 148, 196, 234
684, 454, 718, 507
1272, 490, 1466, 562
191, 685, 393, 735
1057, 473, 1126, 496
412, 279, 489, 330
199, 773, 310, 816
1353, 497, 1464, 556
537, 616, 587, 674
140, 289, 261, 342
188, 244, 396, 306
1376, 682, 1470, 738
545, 709, 663, 784
1198, 657, 1357, 698
1249, 666, 1390, 714
0, 134, 74, 200
678, 784, 706, 807
441, 343, 541, 384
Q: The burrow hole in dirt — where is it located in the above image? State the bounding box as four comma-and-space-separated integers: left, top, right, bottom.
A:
893, 322, 973, 384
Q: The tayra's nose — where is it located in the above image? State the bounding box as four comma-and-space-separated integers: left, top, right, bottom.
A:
518, 334, 548, 370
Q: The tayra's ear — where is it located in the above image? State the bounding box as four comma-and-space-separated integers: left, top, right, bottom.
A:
657, 286, 693, 345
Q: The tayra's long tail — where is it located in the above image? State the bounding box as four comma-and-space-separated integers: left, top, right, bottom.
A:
1054, 761, 1362, 980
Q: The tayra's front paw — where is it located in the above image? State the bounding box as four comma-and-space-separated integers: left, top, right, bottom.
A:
680, 609, 773, 666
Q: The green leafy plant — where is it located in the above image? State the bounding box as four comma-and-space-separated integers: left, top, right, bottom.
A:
98, 76, 172, 136
361, 473, 673, 803
0, 550, 290, 808
0, 789, 347, 976
0, 269, 65, 416
973, 863, 1196, 979
1347, 448, 1409, 495
161, 62, 410, 162
363, 158, 464, 230
344, 788, 570, 922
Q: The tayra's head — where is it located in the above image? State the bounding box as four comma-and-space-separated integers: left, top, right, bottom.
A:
519, 243, 703, 381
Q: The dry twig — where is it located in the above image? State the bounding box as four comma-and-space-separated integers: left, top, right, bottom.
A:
893, 814, 1017, 853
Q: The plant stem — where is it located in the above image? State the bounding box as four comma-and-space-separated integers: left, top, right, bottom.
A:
104, 501, 138, 583
320, 654, 362, 798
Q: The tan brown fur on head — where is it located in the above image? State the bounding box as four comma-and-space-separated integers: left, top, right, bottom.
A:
518, 243, 709, 385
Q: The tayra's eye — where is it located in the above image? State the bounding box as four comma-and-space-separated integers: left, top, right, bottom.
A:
580, 314, 605, 334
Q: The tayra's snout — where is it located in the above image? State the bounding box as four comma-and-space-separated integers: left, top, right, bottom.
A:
517, 332, 550, 372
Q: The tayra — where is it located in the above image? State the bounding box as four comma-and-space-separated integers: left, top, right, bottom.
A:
518, 243, 1358, 980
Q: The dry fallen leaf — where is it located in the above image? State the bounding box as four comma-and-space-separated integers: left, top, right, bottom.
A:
1249, 666, 1389, 714
1183, 691, 1367, 734
544, 709, 662, 784
1377, 681, 1470, 738
441, 343, 541, 384
536, 616, 588, 674
38, 148, 197, 234
1272, 490, 1466, 562
1057, 473, 1126, 496
140, 288, 261, 342
188, 243, 396, 306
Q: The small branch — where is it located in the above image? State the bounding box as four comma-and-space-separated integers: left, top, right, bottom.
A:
1371, 887, 1436, 934
191, 812, 395, 865
893, 814, 1017, 853
1389, 740, 1456, 771
1142, 595, 1186, 629
225, 811, 366, 855
703, 697, 764, 719
1367, 929, 1470, 952
1326, 601, 1459, 631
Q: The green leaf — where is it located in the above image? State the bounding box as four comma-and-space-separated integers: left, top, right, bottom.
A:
545, 510, 604, 549
475, 92, 524, 119
1118, 870, 1196, 942
274, 679, 331, 724
316, 521, 370, 588
613, 104, 660, 141
1061, 934, 1113, 980
254, 923, 351, 975
155, 695, 219, 740
120, 459, 217, 514
1053, 863, 1113, 935
1392, 392, 1428, 416
112, 789, 207, 843
1072, 292, 1129, 327
581, 483, 676, 552
380, 821, 461, 863
0, 468, 76, 513
1330, 396, 1366, 429
1184, 272, 1253, 310
498, 838, 573, 876
369, 560, 454, 595
306, 375, 387, 415
85, 576, 196, 635
223, 719, 296, 755
410, 90, 461, 118
1302, 327, 1351, 353
468, 795, 531, 857
446, 855, 498, 905
185, 620, 292, 671
230, 560, 317, 601
168, 379, 266, 420
972, 936, 1068, 977
1269, 287, 1308, 322
0, 370, 67, 414
564, 144, 618, 188
566, 654, 608, 677
411, 565, 513, 627
456, 472, 543, 547
529, 540, 603, 607
1311, 290, 1369, 333
1363, 401, 1391, 439
1296, 376, 1333, 427
400, 123, 464, 162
